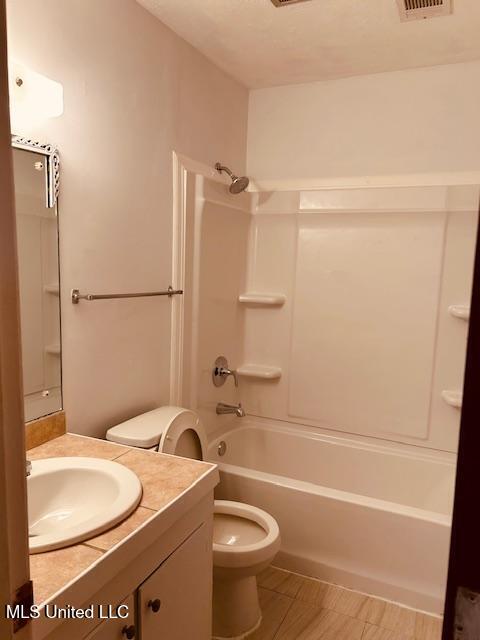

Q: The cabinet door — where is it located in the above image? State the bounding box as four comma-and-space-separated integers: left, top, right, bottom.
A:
84, 595, 136, 640
138, 524, 212, 640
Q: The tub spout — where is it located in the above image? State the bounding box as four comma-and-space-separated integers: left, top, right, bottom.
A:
216, 402, 246, 418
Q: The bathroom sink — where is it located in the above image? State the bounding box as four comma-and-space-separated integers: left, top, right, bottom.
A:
28, 457, 142, 554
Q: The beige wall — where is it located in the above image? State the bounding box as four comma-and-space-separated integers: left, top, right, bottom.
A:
6, 0, 248, 437
247, 61, 480, 183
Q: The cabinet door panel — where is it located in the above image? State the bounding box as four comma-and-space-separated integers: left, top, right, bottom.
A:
138, 524, 212, 640
84, 595, 135, 640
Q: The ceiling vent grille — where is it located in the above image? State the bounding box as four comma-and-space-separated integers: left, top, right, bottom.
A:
396, 0, 453, 21
270, 0, 312, 7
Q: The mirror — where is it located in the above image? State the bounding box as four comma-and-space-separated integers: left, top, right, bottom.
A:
11, 136, 61, 422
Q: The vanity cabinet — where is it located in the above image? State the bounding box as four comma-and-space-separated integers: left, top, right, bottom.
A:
81, 523, 212, 640
83, 596, 135, 640
138, 523, 211, 639
34, 455, 218, 640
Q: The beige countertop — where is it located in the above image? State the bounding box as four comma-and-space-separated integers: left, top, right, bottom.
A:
28, 433, 218, 605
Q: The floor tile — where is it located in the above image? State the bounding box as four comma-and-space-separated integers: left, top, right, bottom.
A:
274, 600, 365, 640
390, 605, 416, 637
257, 566, 305, 599
363, 623, 413, 640
248, 588, 293, 640
414, 613, 443, 640
333, 588, 370, 618
256, 566, 442, 640
358, 598, 393, 626
357, 597, 416, 635
296, 576, 343, 610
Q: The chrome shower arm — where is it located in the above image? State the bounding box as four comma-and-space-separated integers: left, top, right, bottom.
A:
215, 162, 234, 178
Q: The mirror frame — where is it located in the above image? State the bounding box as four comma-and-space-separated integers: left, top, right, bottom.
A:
11, 135, 59, 208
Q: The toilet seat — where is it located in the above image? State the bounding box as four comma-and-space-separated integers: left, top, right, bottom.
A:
213, 500, 280, 569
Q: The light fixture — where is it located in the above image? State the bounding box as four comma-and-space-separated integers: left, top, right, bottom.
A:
8, 60, 63, 131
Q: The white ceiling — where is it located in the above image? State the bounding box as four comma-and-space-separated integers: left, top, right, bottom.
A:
136, 0, 480, 89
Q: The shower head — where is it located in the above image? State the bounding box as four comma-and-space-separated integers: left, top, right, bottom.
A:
215, 163, 249, 194
229, 175, 250, 195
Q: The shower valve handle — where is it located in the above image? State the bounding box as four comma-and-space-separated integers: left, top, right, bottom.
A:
212, 356, 238, 387
219, 366, 238, 387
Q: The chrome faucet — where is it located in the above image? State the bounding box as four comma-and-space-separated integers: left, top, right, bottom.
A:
26, 460, 32, 477
216, 402, 246, 418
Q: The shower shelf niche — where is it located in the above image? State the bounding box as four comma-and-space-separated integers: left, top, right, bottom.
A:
448, 305, 470, 320
441, 390, 462, 409
238, 293, 286, 306
237, 364, 282, 380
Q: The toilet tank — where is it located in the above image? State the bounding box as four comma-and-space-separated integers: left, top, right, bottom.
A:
106, 406, 206, 461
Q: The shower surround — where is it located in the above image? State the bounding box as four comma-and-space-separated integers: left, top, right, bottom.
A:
178, 171, 478, 612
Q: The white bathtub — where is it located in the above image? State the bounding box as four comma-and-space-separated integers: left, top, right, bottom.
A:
207, 419, 455, 614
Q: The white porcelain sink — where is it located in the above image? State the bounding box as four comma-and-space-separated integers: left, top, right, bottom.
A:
28, 457, 142, 554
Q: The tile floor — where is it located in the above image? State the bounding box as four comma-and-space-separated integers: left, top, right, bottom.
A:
249, 566, 443, 640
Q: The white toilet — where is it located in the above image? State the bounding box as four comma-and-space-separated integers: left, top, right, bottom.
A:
106, 406, 281, 639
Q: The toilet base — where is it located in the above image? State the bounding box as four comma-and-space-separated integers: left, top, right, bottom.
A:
212, 615, 262, 640
213, 575, 262, 639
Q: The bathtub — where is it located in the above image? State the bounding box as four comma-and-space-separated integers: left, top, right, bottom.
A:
207, 419, 455, 614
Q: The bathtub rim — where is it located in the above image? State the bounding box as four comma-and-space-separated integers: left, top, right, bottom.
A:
207, 416, 457, 466
207, 419, 455, 523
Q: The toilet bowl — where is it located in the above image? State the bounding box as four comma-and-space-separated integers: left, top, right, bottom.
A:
212, 500, 280, 639
106, 407, 281, 639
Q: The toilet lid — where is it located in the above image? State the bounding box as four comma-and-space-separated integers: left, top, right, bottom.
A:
159, 409, 207, 460
106, 406, 206, 453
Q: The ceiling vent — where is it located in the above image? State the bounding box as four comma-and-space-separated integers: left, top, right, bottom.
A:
396, 0, 453, 21
270, 0, 312, 7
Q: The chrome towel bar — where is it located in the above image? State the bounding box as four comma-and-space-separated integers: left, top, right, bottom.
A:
71, 286, 183, 304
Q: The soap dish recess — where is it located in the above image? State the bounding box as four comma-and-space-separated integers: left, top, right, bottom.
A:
239, 293, 286, 306
441, 390, 462, 409
237, 365, 282, 380
448, 305, 470, 320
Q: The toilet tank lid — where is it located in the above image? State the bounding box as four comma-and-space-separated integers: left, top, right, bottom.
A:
106, 406, 197, 448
